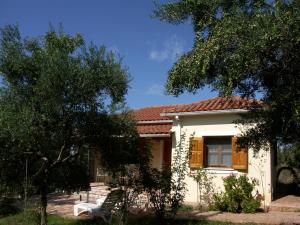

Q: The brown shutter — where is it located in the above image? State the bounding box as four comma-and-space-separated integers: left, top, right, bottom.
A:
189, 137, 205, 169
232, 136, 248, 171
163, 139, 172, 170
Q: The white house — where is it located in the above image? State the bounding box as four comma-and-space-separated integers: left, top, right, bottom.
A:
134, 96, 275, 206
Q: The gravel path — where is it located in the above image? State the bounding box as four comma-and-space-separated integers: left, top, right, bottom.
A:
179, 211, 300, 225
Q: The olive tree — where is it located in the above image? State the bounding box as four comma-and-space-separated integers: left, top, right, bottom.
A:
0, 25, 138, 225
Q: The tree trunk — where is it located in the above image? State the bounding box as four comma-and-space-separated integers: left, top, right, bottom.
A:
40, 180, 48, 225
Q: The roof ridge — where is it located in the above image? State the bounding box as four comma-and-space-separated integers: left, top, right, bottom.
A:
134, 96, 247, 111
190, 96, 242, 104
133, 96, 260, 121
162, 96, 259, 114
134, 103, 184, 110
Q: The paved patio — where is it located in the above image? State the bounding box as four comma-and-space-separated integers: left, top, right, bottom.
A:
47, 193, 79, 218
269, 195, 300, 212
47, 183, 110, 218
180, 211, 300, 225
47, 187, 300, 224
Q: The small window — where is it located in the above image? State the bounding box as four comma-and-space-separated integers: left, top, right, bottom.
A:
205, 137, 232, 167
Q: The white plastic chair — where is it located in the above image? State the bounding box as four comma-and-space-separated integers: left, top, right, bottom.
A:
74, 197, 105, 217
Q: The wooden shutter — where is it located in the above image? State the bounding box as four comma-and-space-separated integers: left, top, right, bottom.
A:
189, 137, 205, 169
232, 136, 248, 171
163, 139, 172, 170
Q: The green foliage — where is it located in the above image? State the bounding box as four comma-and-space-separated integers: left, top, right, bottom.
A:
276, 143, 300, 196
278, 144, 300, 169
0, 24, 138, 225
142, 133, 189, 225
0, 198, 19, 217
0, 209, 41, 225
170, 133, 189, 217
190, 169, 216, 211
178, 204, 194, 212
154, 0, 300, 149
116, 165, 144, 225
21, 209, 41, 225
213, 175, 261, 213
142, 169, 173, 224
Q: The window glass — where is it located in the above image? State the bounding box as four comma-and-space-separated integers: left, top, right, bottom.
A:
206, 137, 232, 167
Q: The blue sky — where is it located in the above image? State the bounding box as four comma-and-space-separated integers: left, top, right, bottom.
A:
0, 0, 217, 109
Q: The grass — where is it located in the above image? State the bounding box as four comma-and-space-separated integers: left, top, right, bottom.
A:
0, 212, 98, 225
0, 210, 262, 225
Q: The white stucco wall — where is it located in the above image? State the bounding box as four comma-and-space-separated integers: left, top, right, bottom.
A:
171, 113, 273, 206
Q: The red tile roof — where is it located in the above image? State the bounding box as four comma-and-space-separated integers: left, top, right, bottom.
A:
137, 124, 172, 135
133, 105, 176, 121
163, 96, 259, 113
133, 96, 259, 135
133, 105, 174, 135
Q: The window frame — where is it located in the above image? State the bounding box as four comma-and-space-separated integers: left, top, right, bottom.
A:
203, 136, 233, 168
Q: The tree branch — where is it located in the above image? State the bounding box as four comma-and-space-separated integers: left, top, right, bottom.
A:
50, 150, 79, 169
57, 143, 66, 161
61, 151, 79, 163
32, 157, 49, 180
50, 143, 66, 168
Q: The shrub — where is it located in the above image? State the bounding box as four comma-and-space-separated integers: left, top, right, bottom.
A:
142, 133, 189, 225
213, 175, 261, 213
0, 198, 19, 217
190, 169, 216, 211
178, 204, 194, 212
116, 164, 144, 225
21, 209, 40, 225
0, 209, 40, 225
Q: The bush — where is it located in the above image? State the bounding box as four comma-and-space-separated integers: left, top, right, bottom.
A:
21, 209, 40, 225
278, 143, 300, 169
116, 164, 144, 225
190, 169, 216, 211
0, 209, 40, 225
142, 168, 175, 224
0, 198, 19, 217
178, 204, 194, 212
141, 133, 189, 225
213, 175, 261, 213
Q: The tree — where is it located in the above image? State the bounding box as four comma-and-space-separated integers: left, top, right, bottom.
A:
278, 144, 300, 169
0, 25, 138, 225
153, 0, 300, 149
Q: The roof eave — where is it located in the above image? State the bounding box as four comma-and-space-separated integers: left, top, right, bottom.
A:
137, 120, 173, 124
160, 109, 248, 117
139, 133, 170, 138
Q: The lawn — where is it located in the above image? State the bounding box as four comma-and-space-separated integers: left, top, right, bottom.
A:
0, 211, 260, 225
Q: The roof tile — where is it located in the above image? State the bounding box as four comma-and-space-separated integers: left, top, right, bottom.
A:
133, 96, 259, 135
137, 124, 172, 134
133, 105, 177, 121
163, 96, 259, 113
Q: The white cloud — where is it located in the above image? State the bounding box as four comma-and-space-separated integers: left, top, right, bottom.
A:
146, 84, 165, 96
149, 50, 169, 62
149, 35, 185, 62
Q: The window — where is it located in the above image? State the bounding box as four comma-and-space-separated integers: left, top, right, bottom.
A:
189, 136, 248, 171
206, 137, 232, 167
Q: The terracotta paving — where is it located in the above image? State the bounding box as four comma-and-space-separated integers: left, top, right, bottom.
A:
47, 193, 78, 218
47, 183, 110, 218
180, 211, 300, 225
269, 195, 300, 212
47, 189, 300, 224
